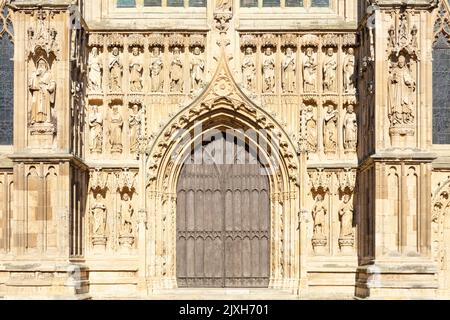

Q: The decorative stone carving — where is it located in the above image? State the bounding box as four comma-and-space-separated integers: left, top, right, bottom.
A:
91, 194, 107, 249
118, 193, 135, 248
129, 104, 142, 154
89, 105, 103, 154
190, 46, 205, 92
343, 104, 357, 153
338, 194, 354, 252
262, 46, 276, 93
150, 46, 164, 92
129, 46, 143, 92
109, 105, 123, 154
242, 46, 256, 92
109, 46, 123, 92
311, 194, 327, 252
323, 104, 338, 154
88, 47, 103, 93
282, 47, 296, 93
343, 47, 356, 94
216, 0, 232, 11
302, 104, 317, 153
388, 54, 416, 129
323, 48, 337, 93
27, 10, 60, 59
303, 47, 317, 93
29, 58, 56, 131
170, 47, 184, 93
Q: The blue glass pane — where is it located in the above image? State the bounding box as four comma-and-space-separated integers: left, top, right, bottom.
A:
168, 0, 184, 6
263, 0, 280, 6
311, 0, 329, 7
144, 0, 162, 6
117, 0, 136, 7
433, 34, 450, 144
241, 0, 257, 6
0, 36, 14, 145
286, 0, 303, 6
189, 0, 206, 7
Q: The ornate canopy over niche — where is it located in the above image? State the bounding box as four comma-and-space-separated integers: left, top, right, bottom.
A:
144, 50, 301, 193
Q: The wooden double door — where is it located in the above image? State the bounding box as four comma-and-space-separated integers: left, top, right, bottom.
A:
176, 137, 270, 288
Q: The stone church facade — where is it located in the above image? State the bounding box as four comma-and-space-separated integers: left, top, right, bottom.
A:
0, 0, 450, 299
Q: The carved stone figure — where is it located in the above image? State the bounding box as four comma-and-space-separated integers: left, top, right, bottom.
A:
109, 46, 123, 92
323, 105, 338, 153
262, 47, 275, 93
88, 47, 103, 92
311, 194, 327, 240
242, 46, 256, 92
305, 105, 317, 152
29, 58, 56, 124
338, 194, 354, 239
216, 0, 232, 11
343, 104, 357, 152
343, 48, 356, 94
150, 46, 164, 92
91, 194, 107, 238
323, 48, 337, 92
129, 46, 143, 92
129, 104, 142, 154
303, 47, 317, 93
190, 46, 205, 92
89, 105, 103, 153
109, 105, 123, 154
119, 193, 134, 235
282, 47, 296, 93
170, 47, 183, 93
388, 55, 416, 126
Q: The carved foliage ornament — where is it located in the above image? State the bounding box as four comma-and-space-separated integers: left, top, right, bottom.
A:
27, 10, 60, 59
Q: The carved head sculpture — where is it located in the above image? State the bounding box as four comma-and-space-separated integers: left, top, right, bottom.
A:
173, 46, 181, 55
306, 47, 314, 57
95, 193, 102, 201
112, 46, 119, 56
347, 47, 354, 55
92, 105, 98, 113
342, 194, 351, 203
264, 47, 273, 56
315, 194, 324, 202
286, 47, 293, 56
131, 104, 139, 113
112, 105, 119, 114
398, 55, 406, 68
245, 46, 253, 55
132, 46, 139, 56
36, 58, 49, 76
91, 47, 98, 56
326, 104, 334, 113
347, 104, 354, 113
152, 46, 161, 56
327, 48, 334, 56
123, 193, 130, 201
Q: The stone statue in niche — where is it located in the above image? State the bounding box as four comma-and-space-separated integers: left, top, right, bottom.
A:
304, 104, 317, 153
343, 48, 356, 94
150, 46, 164, 92
388, 54, 416, 126
129, 46, 143, 92
282, 47, 296, 93
109, 46, 123, 92
170, 47, 184, 93
410, 25, 418, 49
129, 104, 142, 154
338, 194, 354, 252
119, 193, 134, 236
109, 105, 123, 154
303, 47, 317, 93
262, 47, 275, 93
242, 46, 256, 92
343, 104, 357, 152
311, 194, 327, 240
216, 0, 232, 11
190, 46, 205, 92
388, 26, 396, 49
29, 58, 56, 124
323, 104, 338, 154
323, 48, 337, 92
91, 194, 107, 238
89, 105, 103, 153
88, 47, 103, 92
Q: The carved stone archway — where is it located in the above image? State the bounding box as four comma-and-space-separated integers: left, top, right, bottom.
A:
142, 54, 302, 293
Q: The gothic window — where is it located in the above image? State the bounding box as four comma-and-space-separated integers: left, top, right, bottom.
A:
263, 0, 280, 7
241, 0, 313, 8
433, 2, 450, 144
168, 0, 184, 6
0, 1, 14, 145
311, 0, 329, 7
117, 0, 136, 7
144, 0, 161, 6
286, 0, 303, 7
117, 0, 205, 8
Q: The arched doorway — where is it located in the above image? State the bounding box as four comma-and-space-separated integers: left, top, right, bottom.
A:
176, 133, 270, 288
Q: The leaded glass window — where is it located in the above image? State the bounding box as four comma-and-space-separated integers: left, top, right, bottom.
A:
0, 1, 14, 145
117, 0, 136, 7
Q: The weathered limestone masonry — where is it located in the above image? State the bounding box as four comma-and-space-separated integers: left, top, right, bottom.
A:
0, 0, 449, 299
